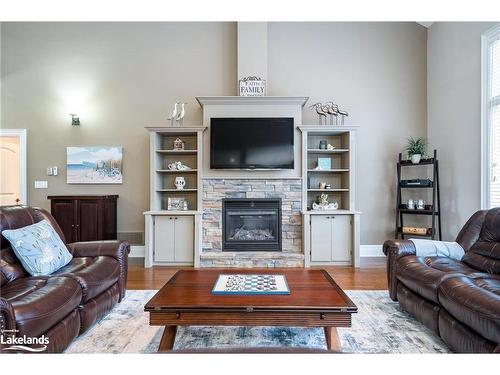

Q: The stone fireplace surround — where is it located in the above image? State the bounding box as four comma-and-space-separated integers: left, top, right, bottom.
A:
201, 179, 303, 267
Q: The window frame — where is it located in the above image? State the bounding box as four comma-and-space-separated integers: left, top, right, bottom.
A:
481, 24, 500, 209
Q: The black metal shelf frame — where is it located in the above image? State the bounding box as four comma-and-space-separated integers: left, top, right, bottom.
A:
395, 149, 442, 240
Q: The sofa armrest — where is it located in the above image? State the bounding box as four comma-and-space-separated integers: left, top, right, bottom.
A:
0, 297, 16, 333
67, 240, 130, 260
383, 239, 416, 301
67, 240, 130, 301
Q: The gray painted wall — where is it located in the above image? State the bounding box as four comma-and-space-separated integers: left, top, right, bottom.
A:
1, 22, 237, 235
427, 22, 498, 240
268, 22, 428, 244
1, 22, 427, 245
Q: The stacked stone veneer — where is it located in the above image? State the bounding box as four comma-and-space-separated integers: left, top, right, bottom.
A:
201, 179, 304, 267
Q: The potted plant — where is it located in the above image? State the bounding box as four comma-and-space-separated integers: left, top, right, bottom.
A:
406, 137, 426, 164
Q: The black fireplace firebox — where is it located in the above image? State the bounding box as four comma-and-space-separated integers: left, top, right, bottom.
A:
222, 198, 282, 252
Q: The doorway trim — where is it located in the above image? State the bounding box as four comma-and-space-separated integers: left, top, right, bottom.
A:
0, 129, 27, 205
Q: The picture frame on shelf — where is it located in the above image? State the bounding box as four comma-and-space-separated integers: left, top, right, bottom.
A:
167, 197, 188, 211
317, 157, 332, 170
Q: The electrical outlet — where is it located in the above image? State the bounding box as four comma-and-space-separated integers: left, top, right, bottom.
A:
34, 180, 48, 189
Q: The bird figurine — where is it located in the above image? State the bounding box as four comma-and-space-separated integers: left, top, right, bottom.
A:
176, 102, 187, 126
323, 102, 339, 125
325, 102, 349, 125
167, 102, 179, 126
337, 107, 349, 125
310, 103, 328, 125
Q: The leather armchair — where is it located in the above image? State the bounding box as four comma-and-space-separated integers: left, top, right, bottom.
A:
0, 205, 129, 353
383, 208, 500, 353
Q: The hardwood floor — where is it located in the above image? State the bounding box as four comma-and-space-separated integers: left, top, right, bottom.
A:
127, 257, 388, 290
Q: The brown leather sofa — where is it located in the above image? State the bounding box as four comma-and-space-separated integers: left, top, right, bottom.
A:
0, 205, 129, 353
384, 208, 500, 353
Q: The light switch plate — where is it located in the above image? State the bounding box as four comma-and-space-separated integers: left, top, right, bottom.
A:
34, 180, 48, 189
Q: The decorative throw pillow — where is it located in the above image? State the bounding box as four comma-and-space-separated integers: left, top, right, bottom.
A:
2, 219, 73, 276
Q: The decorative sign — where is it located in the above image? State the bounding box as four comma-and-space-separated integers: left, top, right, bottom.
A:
239, 76, 267, 97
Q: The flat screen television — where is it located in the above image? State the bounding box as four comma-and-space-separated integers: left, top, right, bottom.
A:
210, 117, 294, 170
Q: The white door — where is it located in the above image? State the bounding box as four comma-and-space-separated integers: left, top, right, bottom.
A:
0, 135, 23, 206
153, 216, 176, 262
310, 215, 332, 262
331, 215, 352, 262
174, 216, 194, 262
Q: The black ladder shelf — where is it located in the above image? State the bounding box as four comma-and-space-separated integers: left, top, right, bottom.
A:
395, 149, 442, 240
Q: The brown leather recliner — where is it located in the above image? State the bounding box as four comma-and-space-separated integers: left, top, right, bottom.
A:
0, 205, 130, 353
384, 208, 500, 353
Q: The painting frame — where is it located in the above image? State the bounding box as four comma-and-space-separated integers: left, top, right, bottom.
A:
66, 146, 123, 184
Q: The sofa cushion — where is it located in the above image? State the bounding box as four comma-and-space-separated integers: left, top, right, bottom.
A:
438, 274, 500, 344
1, 206, 67, 286
1, 220, 73, 276
396, 256, 477, 303
1, 276, 82, 337
52, 256, 120, 302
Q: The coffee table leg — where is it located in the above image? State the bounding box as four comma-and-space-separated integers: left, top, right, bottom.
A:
324, 327, 342, 352
158, 325, 177, 352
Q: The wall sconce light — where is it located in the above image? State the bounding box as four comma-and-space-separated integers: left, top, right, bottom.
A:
70, 113, 80, 126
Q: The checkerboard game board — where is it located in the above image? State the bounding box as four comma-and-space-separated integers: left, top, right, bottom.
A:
212, 274, 290, 295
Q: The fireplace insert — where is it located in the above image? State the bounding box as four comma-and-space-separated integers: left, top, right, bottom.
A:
222, 198, 282, 251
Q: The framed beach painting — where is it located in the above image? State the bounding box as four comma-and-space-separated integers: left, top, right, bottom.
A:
67, 146, 123, 184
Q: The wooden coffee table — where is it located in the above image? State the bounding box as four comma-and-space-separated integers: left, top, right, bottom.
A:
144, 269, 357, 352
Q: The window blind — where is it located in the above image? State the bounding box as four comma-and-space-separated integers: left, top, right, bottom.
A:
489, 35, 500, 207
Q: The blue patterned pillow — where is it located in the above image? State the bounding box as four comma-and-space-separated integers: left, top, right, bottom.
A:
2, 219, 73, 276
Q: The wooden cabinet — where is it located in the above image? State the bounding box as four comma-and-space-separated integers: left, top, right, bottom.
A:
48, 195, 118, 243
153, 215, 194, 264
310, 214, 353, 264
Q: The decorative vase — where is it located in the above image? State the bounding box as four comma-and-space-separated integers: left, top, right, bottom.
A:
174, 177, 186, 190
411, 154, 422, 164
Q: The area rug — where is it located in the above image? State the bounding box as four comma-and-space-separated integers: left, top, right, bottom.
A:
65, 290, 450, 353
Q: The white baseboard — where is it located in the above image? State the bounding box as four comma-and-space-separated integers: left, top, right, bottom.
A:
129, 245, 145, 258
360, 244, 384, 257
130, 245, 384, 258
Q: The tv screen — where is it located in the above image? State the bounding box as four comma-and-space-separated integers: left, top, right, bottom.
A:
210, 118, 294, 170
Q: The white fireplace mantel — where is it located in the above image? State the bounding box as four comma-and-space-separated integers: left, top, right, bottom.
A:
196, 96, 309, 107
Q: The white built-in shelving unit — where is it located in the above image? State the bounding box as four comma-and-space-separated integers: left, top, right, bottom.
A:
144, 126, 206, 267
299, 126, 360, 267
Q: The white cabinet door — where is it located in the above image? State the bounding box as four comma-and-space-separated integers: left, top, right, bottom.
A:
310, 215, 332, 262
331, 215, 352, 262
173, 216, 194, 262
153, 216, 175, 262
